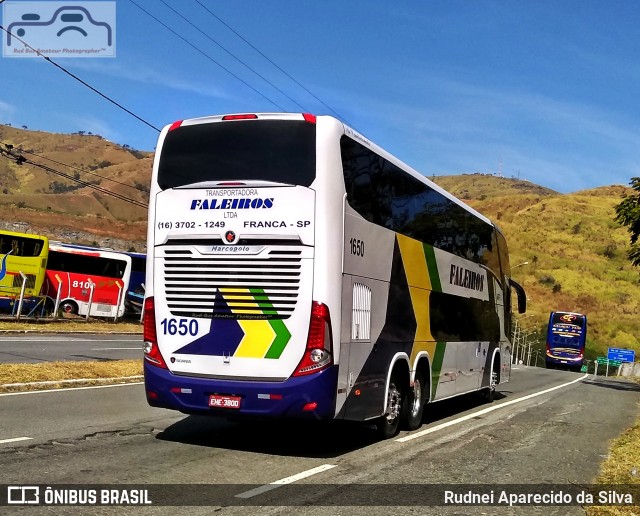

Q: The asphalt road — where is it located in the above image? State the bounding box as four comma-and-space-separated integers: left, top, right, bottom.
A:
1, 366, 638, 515
0, 333, 142, 363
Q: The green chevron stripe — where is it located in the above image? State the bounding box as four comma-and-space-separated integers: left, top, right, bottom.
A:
265, 319, 291, 358
250, 288, 292, 358
430, 341, 446, 400
423, 244, 442, 292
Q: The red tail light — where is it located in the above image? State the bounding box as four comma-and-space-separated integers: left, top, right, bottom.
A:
168, 120, 183, 131
143, 297, 167, 369
293, 302, 333, 376
222, 114, 258, 120
302, 113, 316, 124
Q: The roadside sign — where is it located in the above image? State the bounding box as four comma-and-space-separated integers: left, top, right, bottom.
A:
607, 347, 636, 363
596, 357, 622, 366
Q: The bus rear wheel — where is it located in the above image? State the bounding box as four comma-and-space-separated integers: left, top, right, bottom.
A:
60, 300, 79, 315
401, 370, 426, 431
376, 377, 403, 439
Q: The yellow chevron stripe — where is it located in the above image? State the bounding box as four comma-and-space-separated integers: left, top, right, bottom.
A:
236, 319, 276, 358
220, 288, 276, 358
397, 234, 434, 343
409, 341, 437, 368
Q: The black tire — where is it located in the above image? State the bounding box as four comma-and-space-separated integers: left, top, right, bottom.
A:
42, 298, 55, 317
480, 359, 498, 403
60, 300, 78, 315
376, 377, 403, 439
401, 370, 426, 431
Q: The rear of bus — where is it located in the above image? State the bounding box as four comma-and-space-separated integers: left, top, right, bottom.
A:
143, 113, 340, 420
545, 311, 587, 371
0, 231, 49, 313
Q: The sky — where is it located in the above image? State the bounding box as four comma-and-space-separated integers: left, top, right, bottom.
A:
1, 0, 640, 194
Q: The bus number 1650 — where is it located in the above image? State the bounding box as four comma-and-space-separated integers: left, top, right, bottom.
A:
160, 318, 199, 336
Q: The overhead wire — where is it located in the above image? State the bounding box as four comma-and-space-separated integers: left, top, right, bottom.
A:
127, 0, 287, 111
0, 144, 148, 208
192, 0, 351, 125
156, 0, 310, 113
3, 143, 149, 194
0, 26, 161, 133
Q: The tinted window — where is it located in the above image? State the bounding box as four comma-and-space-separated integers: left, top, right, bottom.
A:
158, 120, 316, 189
48, 250, 127, 278
0, 235, 45, 257
551, 312, 586, 328
430, 291, 500, 341
341, 137, 494, 266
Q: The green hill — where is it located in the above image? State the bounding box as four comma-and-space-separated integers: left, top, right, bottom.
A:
433, 174, 639, 362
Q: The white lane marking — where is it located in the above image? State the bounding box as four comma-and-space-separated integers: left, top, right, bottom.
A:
0, 382, 143, 397
397, 373, 589, 443
235, 464, 337, 499
0, 437, 32, 444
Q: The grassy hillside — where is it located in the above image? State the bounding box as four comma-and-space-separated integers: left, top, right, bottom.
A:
0, 124, 150, 250
0, 125, 638, 360
434, 175, 639, 361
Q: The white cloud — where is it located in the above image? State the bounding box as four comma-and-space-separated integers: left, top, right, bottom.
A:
68, 115, 121, 143
69, 61, 236, 101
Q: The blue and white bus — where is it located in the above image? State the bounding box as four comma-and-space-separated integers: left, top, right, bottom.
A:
124, 251, 146, 317
142, 113, 527, 438
545, 311, 587, 372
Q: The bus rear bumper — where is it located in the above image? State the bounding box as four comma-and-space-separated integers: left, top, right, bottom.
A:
144, 362, 338, 420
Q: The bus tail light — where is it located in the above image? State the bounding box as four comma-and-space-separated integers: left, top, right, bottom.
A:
222, 114, 258, 120
143, 296, 167, 369
168, 120, 183, 131
293, 302, 333, 377
302, 113, 316, 124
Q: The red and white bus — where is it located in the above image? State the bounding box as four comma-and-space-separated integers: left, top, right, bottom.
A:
43, 243, 132, 319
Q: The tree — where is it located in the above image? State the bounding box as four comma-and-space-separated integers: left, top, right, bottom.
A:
614, 177, 640, 266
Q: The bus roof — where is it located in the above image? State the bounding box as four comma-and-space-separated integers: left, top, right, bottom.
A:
160, 112, 495, 229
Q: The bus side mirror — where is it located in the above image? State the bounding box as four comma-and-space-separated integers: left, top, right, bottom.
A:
509, 278, 527, 314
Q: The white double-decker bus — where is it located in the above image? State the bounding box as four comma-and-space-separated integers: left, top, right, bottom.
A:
143, 113, 526, 438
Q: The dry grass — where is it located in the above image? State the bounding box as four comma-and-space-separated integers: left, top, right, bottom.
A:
0, 318, 142, 333
585, 378, 640, 516
0, 359, 143, 392
0, 317, 143, 392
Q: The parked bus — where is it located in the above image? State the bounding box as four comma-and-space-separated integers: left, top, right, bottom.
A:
43, 243, 131, 319
0, 229, 49, 314
124, 251, 146, 316
142, 113, 527, 438
545, 311, 587, 372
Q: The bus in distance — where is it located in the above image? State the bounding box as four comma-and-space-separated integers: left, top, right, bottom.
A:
124, 251, 146, 316
142, 112, 527, 438
43, 243, 131, 319
545, 311, 587, 372
0, 229, 49, 315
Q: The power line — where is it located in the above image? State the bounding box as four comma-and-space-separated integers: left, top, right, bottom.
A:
157, 0, 310, 113
3, 143, 148, 194
193, 0, 351, 125
0, 25, 161, 133
128, 0, 287, 111
0, 144, 148, 208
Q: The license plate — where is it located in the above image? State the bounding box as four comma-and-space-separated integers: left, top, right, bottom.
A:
209, 394, 241, 409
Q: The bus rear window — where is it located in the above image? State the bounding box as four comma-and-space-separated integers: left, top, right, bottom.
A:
157, 120, 316, 189
551, 313, 585, 327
